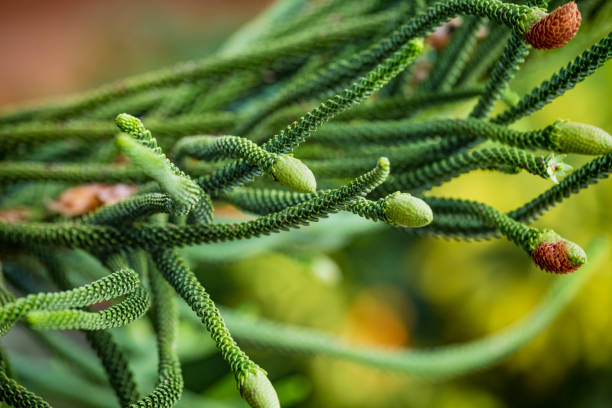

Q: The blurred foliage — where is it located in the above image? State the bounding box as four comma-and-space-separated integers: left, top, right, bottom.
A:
1, 0, 612, 407
178, 8, 612, 408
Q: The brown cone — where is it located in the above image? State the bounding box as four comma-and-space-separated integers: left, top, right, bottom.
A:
525, 2, 581, 50
531, 241, 580, 274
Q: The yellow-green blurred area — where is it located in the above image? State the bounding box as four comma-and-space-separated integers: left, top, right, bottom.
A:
2, 2, 612, 408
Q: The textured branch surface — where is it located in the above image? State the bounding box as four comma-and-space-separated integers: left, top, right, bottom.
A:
376, 147, 566, 195
198, 39, 423, 194
0, 2, 608, 407
0, 268, 139, 336
494, 31, 612, 124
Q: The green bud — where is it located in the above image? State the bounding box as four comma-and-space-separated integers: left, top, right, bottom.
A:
377, 156, 390, 169
565, 239, 588, 266
238, 367, 280, 408
271, 155, 317, 193
551, 120, 612, 155
115, 113, 147, 136
383, 192, 433, 228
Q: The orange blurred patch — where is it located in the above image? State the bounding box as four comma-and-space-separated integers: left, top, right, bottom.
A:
0, 208, 30, 223
425, 17, 463, 50
112, 154, 130, 165
340, 288, 411, 348
49, 183, 136, 216
213, 203, 252, 219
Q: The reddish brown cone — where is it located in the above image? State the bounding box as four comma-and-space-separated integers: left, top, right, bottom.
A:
525, 2, 581, 49
531, 241, 580, 274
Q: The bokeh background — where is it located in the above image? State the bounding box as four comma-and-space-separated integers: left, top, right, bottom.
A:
2, 1, 612, 407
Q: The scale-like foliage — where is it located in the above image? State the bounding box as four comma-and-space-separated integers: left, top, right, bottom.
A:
0, 0, 610, 407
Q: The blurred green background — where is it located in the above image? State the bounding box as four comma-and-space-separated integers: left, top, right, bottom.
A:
1, 1, 612, 407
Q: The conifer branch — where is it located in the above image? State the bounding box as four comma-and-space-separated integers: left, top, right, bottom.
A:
310, 118, 612, 155
0, 162, 148, 184
0, 158, 391, 250
126, 265, 183, 408
0, 268, 140, 336
376, 147, 569, 195
35, 250, 142, 406
493, 30, 612, 124
115, 114, 213, 221
0, 2, 608, 406
152, 249, 279, 408
0, 113, 237, 153
197, 39, 423, 194
0, 348, 50, 408
174, 135, 317, 193
423, 197, 586, 273
26, 285, 150, 331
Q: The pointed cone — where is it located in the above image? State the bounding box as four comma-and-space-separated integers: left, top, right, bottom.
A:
239, 368, 280, 408
383, 192, 433, 228
553, 120, 612, 155
531, 230, 586, 274
525, 2, 581, 49
271, 155, 317, 193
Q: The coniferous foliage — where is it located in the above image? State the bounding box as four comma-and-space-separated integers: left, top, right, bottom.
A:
0, 0, 611, 407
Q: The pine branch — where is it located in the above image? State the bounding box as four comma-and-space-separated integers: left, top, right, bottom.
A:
0, 158, 391, 250
493, 30, 612, 124
173, 135, 316, 193
421, 16, 484, 91
0, 268, 140, 336
375, 147, 569, 195
115, 114, 213, 221
35, 250, 142, 406
470, 31, 531, 119
422, 197, 586, 273
0, 348, 50, 408
126, 265, 183, 408
0, 2, 608, 406
417, 153, 612, 239
310, 118, 612, 155
152, 249, 279, 408
197, 39, 423, 194
81, 193, 173, 226
26, 285, 150, 331
222, 187, 433, 228
0, 162, 148, 184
